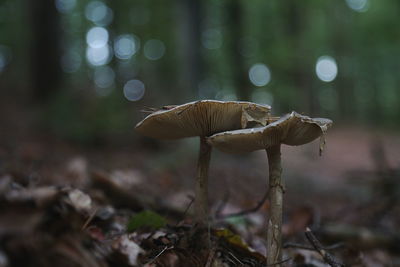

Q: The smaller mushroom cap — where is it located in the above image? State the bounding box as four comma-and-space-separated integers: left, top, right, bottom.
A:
135, 100, 271, 139
207, 112, 333, 154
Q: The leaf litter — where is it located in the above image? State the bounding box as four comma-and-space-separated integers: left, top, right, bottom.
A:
1, 132, 400, 266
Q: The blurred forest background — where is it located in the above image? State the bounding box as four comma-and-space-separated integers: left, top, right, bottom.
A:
1, 0, 400, 142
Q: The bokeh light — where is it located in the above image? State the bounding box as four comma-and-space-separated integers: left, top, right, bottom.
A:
249, 63, 271, 87
315, 56, 338, 82
93, 66, 115, 96
86, 27, 109, 48
346, 0, 369, 12
55, 0, 76, 14
123, 80, 145, 101
201, 29, 223, 50
143, 39, 166, 61
85, 1, 113, 26
114, 34, 139, 60
86, 45, 112, 66
94, 66, 115, 88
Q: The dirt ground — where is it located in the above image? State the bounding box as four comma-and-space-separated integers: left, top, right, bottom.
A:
0, 103, 399, 266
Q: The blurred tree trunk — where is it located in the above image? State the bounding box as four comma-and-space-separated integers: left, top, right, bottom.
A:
285, 1, 316, 115
105, 0, 122, 89
226, 0, 250, 101
29, 0, 62, 103
179, 0, 204, 99
371, 83, 382, 123
331, 3, 354, 121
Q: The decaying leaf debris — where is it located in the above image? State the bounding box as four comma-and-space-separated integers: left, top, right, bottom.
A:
1, 105, 399, 266
1, 143, 399, 266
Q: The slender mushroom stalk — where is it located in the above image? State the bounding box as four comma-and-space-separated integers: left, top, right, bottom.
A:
207, 112, 332, 263
266, 145, 283, 264
135, 100, 271, 224
195, 136, 212, 224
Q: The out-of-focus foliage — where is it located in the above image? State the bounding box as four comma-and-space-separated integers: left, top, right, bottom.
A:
127, 210, 167, 232
0, 0, 399, 140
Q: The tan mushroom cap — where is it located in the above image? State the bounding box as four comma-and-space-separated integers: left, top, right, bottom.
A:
135, 100, 271, 139
207, 111, 333, 154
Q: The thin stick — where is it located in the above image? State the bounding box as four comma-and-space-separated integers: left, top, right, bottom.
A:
146, 246, 171, 265
81, 207, 98, 231
173, 196, 194, 228
218, 189, 269, 219
267, 257, 291, 266
182, 195, 194, 218
227, 251, 245, 265
304, 228, 345, 267
214, 190, 230, 218
205, 247, 216, 267
283, 242, 344, 250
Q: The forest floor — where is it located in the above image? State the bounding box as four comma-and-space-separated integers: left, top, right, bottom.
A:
0, 104, 400, 266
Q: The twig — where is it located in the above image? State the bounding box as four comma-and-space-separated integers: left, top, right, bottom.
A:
304, 227, 345, 267
182, 195, 194, 219
205, 247, 216, 267
267, 257, 291, 266
214, 190, 230, 218
283, 242, 344, 250
173, 195, 194, 229
146, 245, 172, 265
320, 224, 399, 250
81, 207, 98, 231
217, 189, 269, 219
227, 251, 245, 265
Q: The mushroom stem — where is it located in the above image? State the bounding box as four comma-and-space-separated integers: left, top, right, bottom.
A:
266, 145, 284, 265
194, 136, 212, 225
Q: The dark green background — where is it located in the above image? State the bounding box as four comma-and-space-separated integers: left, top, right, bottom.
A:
0, 0, 398, 142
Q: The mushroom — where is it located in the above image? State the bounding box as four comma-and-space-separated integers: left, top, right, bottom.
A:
207, 111, 332, 264
135, 100, 271, 225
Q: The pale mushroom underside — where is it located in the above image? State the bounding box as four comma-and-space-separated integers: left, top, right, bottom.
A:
207, 112, 333, 154
135, 100, 271, 139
